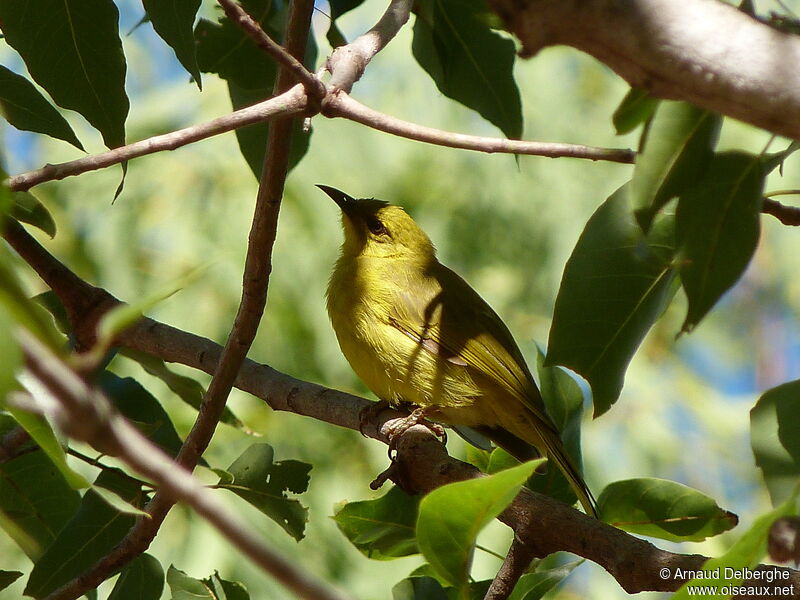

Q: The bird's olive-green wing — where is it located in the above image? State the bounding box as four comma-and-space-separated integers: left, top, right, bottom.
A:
387, 262, 555, 428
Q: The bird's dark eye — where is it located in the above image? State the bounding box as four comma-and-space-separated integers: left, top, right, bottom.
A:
366, 216, 388, 236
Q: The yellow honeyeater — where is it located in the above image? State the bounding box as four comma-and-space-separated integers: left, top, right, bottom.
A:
320, 185, 596, 517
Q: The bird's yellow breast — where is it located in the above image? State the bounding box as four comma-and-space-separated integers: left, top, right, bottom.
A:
327, 255, 484, 415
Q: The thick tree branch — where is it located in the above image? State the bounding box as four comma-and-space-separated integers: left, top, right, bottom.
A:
488, 0, 800, 140
326, 0, 413, 92
324, 92, 636, 163
485, 536, 541, 600
16, 332, 350, 600
4, 220, 799, 597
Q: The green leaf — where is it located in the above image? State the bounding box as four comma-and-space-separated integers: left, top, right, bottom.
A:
507, 560, 583, 600
0, 570, 23, 592
10, 192, 56, 238
531, 347, 585, 506
143, 0, 202, 88
0, 306, 21, 400
0, 242, 63, 348
108, 553, 164, 600
326, 0, 365, 46
751, 380, 800, 506
0, 0, 128, 149
631, 101, 721, 231
119, 348, 246, 430
97, 371, 187, 459
166, 566, 250, 600
227, 82, 312, 180
412, 0, 522, 139
215, 575, 250, 600
215, 443, 310, 541
416, 461, 539, 589
166, 566, 215, 600
672, 490, 799, 599
195, 0, 315, 179
0, 449, 81, 559
0, 65, 83, 150
25, 470, 142, 598
333, 486, 420, 560
676, 152, 765, 333
612, 87, 659, 135
6, 407, 90, 490
92, 485, 150, 517
546, 185, 679, 416
597, 478, 738, 542
392, 575, 449, 600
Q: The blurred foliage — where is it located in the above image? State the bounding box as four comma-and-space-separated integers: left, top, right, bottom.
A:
1, 0, 800, 598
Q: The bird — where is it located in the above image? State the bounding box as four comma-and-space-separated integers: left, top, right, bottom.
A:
319, 185, 596, 517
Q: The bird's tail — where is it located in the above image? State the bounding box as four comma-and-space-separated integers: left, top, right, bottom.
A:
481, 426, 597, 518
538, 428, 597, 518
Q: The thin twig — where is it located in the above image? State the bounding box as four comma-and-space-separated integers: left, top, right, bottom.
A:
6, 89, 308, 193
4, 221, 800, 595
324, 93, 637, 163
216, 0, 326, 102
326, 0, 413, 92
763, 197, 800, 226
19, 331, 349, 600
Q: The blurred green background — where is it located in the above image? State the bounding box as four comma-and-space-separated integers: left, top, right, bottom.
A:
3, 0, 800, 597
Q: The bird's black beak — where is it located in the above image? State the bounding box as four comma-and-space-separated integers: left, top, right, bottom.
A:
317, 185, 358, 216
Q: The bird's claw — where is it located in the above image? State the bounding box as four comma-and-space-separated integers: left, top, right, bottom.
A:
385, 407, 447, 457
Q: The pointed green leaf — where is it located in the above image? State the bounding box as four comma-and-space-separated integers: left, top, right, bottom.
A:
0, 0, 128, 149
631, 101, 720, 231
412, 0, 522, 139
166, 566, 216, 600
108, 553, 164, 600
25, 470, 142, 598
333, 486, 420, 560
597, 478, 738, 542
392, 576, 449, 600
612, 88, 659, 135
119, 348, 246, 430
92, 485, 150, 517
166, 566, 249, 600
546, 185, 679, 415
416, 461, 539, 589
10, 192, 56, 238
0, 66, 83, 150
507, 560, 584, 600
0, 306, 21, 399
0, 450, 81, 559
672, 490, 799, 599
751, 380, 800, 506
226, 82, 312, 182
326, 0, 365, 46
214, 574, 249, 600
143, 0, 202, 88
677, 152, 765, 333
0, 571, 23, 592
98, 372, 186, 460
215, 443, 310, 541
6, 407, 90, 490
